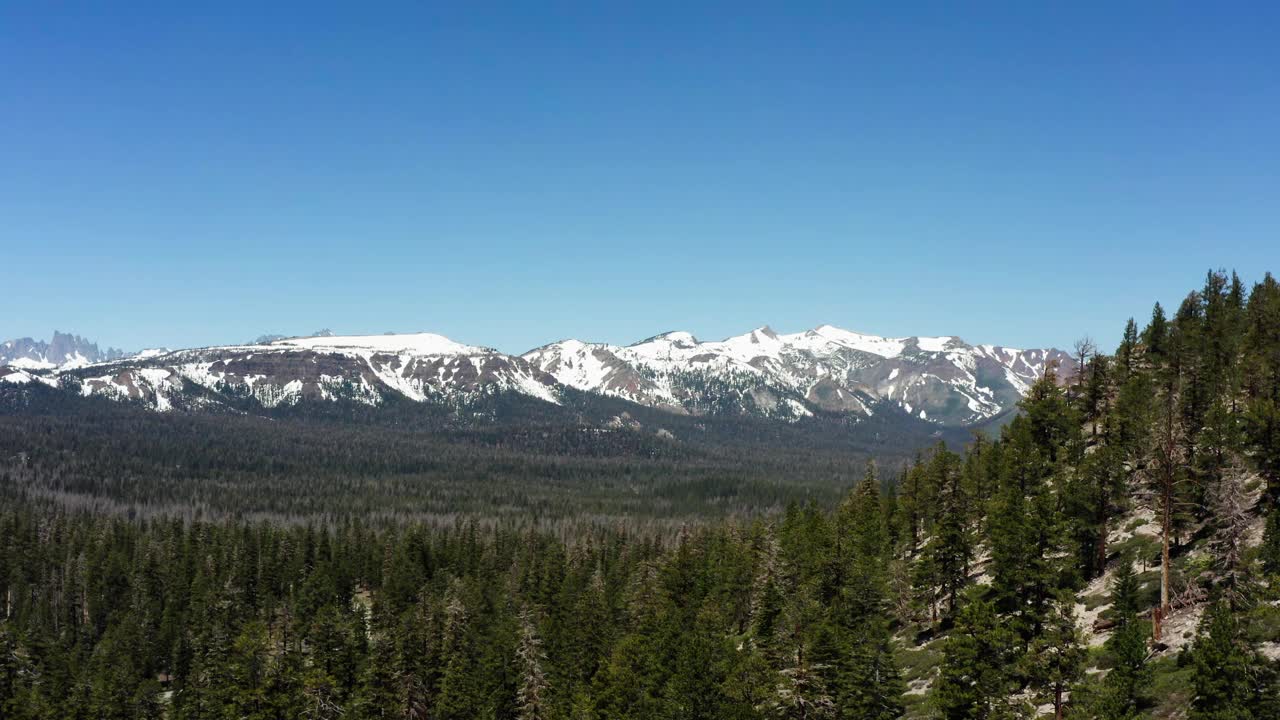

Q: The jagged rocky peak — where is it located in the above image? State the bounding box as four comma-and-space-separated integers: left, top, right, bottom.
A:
0, 330, 126, 369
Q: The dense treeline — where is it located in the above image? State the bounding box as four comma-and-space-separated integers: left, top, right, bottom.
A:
2, 270, 1280, 718
0, 382, 976, 525
0, 489, 909, 719
0, 408, 851, 525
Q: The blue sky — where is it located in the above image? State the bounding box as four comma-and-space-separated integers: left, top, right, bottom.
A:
2, 3, 1277, 354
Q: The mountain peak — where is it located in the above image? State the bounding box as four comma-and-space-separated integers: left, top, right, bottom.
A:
0, 331, 126, 369
265, 332, 489, 356
630, 331, 699, 347
911, 336, 961, 352
522, 324, 1073, 425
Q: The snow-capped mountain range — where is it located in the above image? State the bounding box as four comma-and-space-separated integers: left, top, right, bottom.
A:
523, 326, 1070, 425
0, 327, 1075, 426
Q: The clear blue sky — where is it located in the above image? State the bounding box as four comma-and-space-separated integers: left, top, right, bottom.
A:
2, 3, 1277, 354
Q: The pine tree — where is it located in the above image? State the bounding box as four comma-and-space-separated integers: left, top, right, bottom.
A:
768, 586, 836, 720
1094, 560, 1149, 720
0, 622, 24, 720
516, 608, 551, 720
1023, 367, 1081, 465
1117, 317, 1139, 379
910, 549, 941, 626
1063, 440, 1128, 582
897, 460, 931, 549
988, 416, 1061, 640
926, 448, 972, 620
662, 605, 735, 720
750, 529, 787, 659
722, 641, 777, 720
837, 463, 891, 619
304, 603, 364, 711
352, 609, 399, 719
228, 620, 273, 720
1189, 600, 1264, 720
436, 581, 480, 720
834, 614, 904, 720
1082, 353, 1111, 436
85, 615, 153, 720
1022, 594, 1086, 720
175, 592, 236, 720
1260, 508, 1280, 577
565, 568, 611, 691
831, 468, 905, 719
1144, 302, 1169, 363
1246, 397, 1280, 504
396, 595, 439, 720
936, 590, 1017, 720
592, 633, 665, 720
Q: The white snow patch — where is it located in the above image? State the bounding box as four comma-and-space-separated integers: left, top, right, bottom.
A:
915, 336, 953, 352
8, 357, 56, 370
270, 332, 485, 356
795, 325, 906, 358
2, 371, 33, 384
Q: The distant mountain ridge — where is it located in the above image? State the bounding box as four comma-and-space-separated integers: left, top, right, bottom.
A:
1, 326, 1075, 427
523, 325, 1072, 425
0, 331, 126, 369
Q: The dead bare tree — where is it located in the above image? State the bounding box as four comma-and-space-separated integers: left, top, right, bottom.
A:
1207, 465, 1255, 607
1071, 336, 1096, 401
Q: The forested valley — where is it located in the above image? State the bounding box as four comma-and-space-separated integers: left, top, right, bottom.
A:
4, 270, 1280, 719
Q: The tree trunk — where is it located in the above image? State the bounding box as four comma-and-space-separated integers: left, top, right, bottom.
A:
1158, 390, 1177, 620
1161, 472, 1172, 617
1095, 497, 1109, 578
1055, 684, 1064, 720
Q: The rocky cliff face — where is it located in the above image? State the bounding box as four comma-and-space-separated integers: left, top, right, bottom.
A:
0, 331, 126, 369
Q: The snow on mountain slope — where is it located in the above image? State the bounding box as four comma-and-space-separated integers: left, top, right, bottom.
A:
2, 327, 1072, 425
523, 325, 1074, 425
269, 332, 487, 356
57, 332, 561, 412
0, 368, 58, 387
